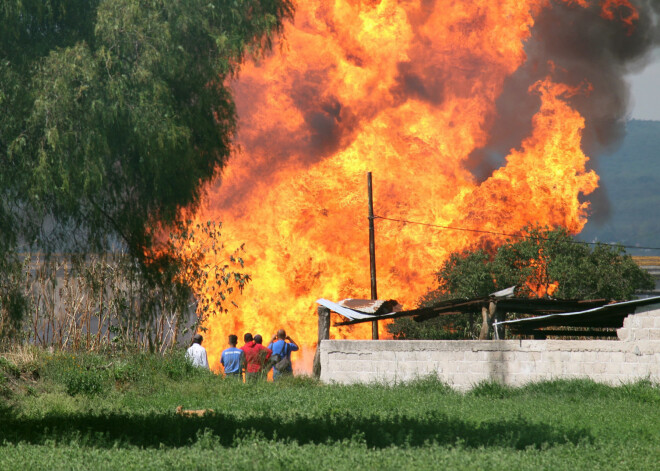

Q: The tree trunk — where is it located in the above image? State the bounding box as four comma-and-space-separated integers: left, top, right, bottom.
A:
479, 305, 490, 339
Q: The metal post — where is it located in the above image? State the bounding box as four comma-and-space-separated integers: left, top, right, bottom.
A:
367, 172, 379, 340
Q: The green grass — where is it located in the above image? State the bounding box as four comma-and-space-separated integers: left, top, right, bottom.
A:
1, 350, 659, 470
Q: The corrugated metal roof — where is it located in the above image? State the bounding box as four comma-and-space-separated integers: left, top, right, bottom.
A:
337, 299, 402, 314
316, 299, 375, 321
330, 296, 610, 326
493, 296, 660, 331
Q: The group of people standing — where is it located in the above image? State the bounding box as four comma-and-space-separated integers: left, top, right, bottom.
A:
185, 329, 299, 381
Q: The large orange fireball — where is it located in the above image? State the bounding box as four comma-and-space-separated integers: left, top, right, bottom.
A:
183, 0, 643, 373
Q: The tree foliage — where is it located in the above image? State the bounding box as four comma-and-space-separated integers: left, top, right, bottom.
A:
0, 0, 293, 258
389, 226, 655, 340
0, 0, 292, 335
431, 226, 653, 301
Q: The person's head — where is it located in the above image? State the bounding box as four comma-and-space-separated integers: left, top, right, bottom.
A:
277, 329, 286, 340
244, 332, 253, 343
228, 334, 238, 347
254, 334, 263, 345
192, 333, 203, 345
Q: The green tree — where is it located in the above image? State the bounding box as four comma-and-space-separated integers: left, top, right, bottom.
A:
0, 0, 292, 256
0, 0, 293, 334
388, 226, 655, 340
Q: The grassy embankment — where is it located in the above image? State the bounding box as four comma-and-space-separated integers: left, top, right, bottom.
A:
1, 347, 659, 470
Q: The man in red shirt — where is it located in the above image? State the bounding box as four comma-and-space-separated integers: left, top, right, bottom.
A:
241, 333, 272, 382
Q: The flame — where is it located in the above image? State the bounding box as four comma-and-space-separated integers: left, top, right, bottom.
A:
524, 250, 561, 298
177, 0, 637, 373
600, 0, 639, 34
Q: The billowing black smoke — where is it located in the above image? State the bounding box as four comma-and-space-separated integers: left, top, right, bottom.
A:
227, 1, 659, 213
466, 0, 660, 224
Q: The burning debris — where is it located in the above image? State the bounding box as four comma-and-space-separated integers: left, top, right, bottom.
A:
181, 0, 660, 372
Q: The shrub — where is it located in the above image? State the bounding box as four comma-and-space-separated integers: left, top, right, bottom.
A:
162, 350, 196, 381
42, 352, 110, 396
0, 371, 10, 398
61, 367, 107, 396
111, 360, 141, 384
0, 356, 21, 378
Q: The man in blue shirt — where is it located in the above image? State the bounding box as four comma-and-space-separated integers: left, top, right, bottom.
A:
267, 329, 299, 381
221, 334, 246, 380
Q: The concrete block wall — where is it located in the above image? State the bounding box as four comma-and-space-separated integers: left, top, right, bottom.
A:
617, 305, 660, 341
320, 308, 660, 390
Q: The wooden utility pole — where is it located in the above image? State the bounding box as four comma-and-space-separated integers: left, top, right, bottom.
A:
367, 172, 379, 340
313, 305, 330, 378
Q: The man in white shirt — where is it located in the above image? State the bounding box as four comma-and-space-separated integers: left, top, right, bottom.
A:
186, 333, 210, 370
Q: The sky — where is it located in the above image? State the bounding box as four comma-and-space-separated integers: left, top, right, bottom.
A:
627, 51, 660, 121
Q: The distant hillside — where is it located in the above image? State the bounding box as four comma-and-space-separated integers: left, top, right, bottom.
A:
578, 119, 660, 254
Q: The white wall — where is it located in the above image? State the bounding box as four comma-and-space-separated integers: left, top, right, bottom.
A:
320, 306, 660, 390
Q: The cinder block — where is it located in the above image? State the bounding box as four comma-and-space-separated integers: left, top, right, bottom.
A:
449, 351, 466, 362
625, 363, 644, 376
395, 351, 416, 363
605, 362, 622, 374
470, 351, 489, 362
591, 362, 607, 374
528, 351, 542, 362
414, 351, 433, 362
617, 328, 631, 341
519, 361, 536, 374
559, 351, 572, 363
377, 351, 396, 362
468, 361, 488, 374
329, 372, 356, 384
488, 361, 510, 374
567, 351, 583, 363
580, 351, 596, 362
608, 352, 624, 363
642, 317, 656, 329
375, 361, 396, 373
564, 361, 582, 375
647, 329, 660, 340
334, 352, 360, 362
354, 371, 376, 383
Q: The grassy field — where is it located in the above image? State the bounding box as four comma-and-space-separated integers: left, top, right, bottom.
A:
1, 348, 659, 470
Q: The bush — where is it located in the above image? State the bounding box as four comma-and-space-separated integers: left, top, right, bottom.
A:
0, 356, 21, 378
42, 352, 110, 396
111, 360, 141, 384
387, 315, 479, 340
0, 371, 10, 398
161, 350, 196, 381
62, 368, 107, 396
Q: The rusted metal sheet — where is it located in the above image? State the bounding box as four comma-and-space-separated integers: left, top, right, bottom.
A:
338, 298, 401, 314
316, 299, 373, 321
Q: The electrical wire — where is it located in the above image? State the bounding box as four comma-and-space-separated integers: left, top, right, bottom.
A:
372, 215, 660, 251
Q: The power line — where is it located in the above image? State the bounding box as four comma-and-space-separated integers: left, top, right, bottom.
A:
372, 215, 660, 251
